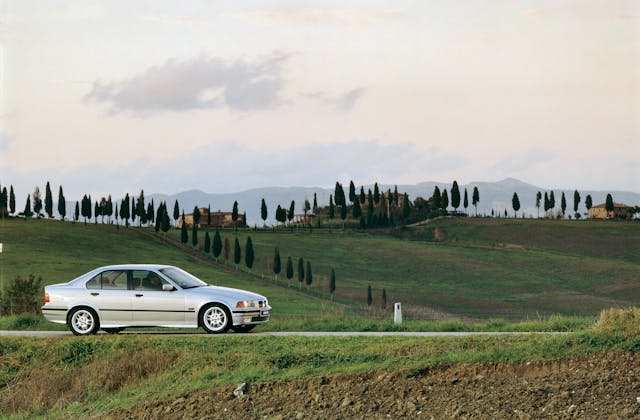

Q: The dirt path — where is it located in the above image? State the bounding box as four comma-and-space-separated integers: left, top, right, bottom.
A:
110, 351, 640, 419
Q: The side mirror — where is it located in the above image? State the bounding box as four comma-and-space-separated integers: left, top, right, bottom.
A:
162, 284, 175, 291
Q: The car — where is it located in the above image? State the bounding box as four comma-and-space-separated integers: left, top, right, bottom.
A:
42, 264, 271, 335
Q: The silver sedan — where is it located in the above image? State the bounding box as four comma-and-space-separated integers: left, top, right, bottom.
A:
42, 264, 271, 335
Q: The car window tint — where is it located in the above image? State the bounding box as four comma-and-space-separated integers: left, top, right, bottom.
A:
86, 274, 101, 289
101, 270, 127, 290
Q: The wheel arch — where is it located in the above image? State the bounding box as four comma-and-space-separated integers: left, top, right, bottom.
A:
66, 303, 101, 325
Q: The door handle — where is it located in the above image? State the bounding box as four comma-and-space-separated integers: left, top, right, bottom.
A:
135, 294, 143, 297
90, 293, 99, 296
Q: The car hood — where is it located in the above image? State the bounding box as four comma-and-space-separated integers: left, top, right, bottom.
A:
183, 285, 266, 301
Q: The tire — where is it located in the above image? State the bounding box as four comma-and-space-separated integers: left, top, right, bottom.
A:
231, 325, 256, 333
102, 328, 124, 334
68, 307, 99, 336
200, 304, 231, 334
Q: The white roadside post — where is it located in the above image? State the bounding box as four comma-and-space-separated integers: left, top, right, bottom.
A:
393, 302, 402, 324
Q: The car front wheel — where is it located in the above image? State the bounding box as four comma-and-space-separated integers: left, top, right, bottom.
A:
200, 304, 231, 334
69, 308, 99, 336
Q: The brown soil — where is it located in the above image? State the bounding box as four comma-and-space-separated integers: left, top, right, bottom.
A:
109, 351, 640, 419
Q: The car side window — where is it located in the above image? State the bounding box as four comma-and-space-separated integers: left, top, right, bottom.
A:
134, 270, 167, 291
86, 270, 127, 290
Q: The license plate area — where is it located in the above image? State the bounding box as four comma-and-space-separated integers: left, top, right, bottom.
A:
261, 310, 269, 316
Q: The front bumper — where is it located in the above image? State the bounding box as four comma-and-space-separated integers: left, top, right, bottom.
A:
231, 308, 271, 326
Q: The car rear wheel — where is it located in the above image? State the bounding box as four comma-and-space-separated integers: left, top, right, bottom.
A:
200, 304, 231, 334
231, 325, 256, 333
102, 328, 124, 334
69, 308, 99, 336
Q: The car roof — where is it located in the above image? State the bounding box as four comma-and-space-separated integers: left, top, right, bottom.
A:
92, 264, 175, 271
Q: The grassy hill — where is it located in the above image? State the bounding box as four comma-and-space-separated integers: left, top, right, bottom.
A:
0, 218, 344, 327
2, 216, 639, 323
167, 218, 640, 320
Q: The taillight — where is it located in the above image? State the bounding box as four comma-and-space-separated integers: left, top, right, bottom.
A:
44, 293, 50, 303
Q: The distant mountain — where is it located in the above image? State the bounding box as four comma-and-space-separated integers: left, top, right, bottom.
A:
149, 178, 640, 225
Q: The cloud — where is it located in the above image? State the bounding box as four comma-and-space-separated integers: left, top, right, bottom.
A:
85, 52, 292, 115
302, 87, 366, 112
224, 9, 404, 27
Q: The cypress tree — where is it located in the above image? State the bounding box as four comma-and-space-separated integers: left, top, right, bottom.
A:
450, 181, 461, 211
33, 187, 42, 217
115, 204, 119, 226
232, 201, 239, 226
44, 181, 53, 218
573, 190, 581, 215
561, 192, 567, 216
512, 192, 520, 217
402, 193, 411, 220
212, 230, 222, 258
261, 198, 267, 226
349, 181, 356, 204
122, 193, 130, 226
161, 202, 171, 233
353, 199, 362, 218
367, 190, 374, 226
328, 195, 335, 219
536, 191, 542, 218
273, 247, 281, 280
585, 194, 593, 212
313, 193, 318, 214
9, 186, 15, 215
81, 194, 91, 224
330, 269, 336, 299
245, 236, 254, 269
192, 205, 200, 227
367, 285, 372, 306
146, 201, 154, 225
106, 195, 113, 223
340, 200, 347, 221
441, 189, 449, 211
136, 190, 146, 226
432, 186, 442, 209
23, 194, 33, 218
233, 237, 241, 267
544, 192, 550, 213
334, 182, 345, 207
0, 187, 7, 217
373, 182, 380, 204
288, 200, 295, 224
204, 231, 211, 253
297, 257, 304, 289
305, 261, 313, 288
472, 186, 480, 216
286, 256, 294, 287
304, 199, 311, 218
191, 224, 198, 247
359, 186, 366, 203
394, 186, 399, 206
463, 188, 469, 213
94, 201, 100, 224
74, 201, 79, 223
207, 204, 211, 226
605, 193, 614, 214
549, 191, 556, 210
131, 196, 136, 224
155, 203, 163, 232
180, 213, 188, 244
173, 200, 180, 227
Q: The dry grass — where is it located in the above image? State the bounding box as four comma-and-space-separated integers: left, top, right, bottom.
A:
593, 307, 640, 337
0, 346, 177, 415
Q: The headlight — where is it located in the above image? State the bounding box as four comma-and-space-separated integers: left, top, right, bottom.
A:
236, 300, 258, 308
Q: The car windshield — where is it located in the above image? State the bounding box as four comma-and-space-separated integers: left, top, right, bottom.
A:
159, 267, 208, 289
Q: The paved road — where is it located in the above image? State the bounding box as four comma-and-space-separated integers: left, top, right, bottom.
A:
0, 330, 563, 338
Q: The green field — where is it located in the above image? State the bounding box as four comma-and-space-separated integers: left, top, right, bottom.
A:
1, 216, 639, 324
167, 218, 640, 320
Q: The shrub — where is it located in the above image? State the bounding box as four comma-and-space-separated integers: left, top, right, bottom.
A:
593, 307, 640, 337
1, 274, 43, 315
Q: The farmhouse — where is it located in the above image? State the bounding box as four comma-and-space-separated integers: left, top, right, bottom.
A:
588, 202, 632, 219
178, 208, 245, 228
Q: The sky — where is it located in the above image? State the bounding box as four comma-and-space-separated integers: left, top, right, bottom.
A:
1, 0, 639, 201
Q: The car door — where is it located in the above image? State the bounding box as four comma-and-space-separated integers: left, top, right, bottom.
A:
85, 269, 132, 324
130, 270, 187, 326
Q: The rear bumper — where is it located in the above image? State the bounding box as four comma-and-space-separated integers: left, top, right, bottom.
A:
42, 306, 68, 324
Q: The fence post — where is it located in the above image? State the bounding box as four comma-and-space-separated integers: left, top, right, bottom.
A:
394, 302, 402, 324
